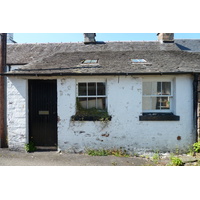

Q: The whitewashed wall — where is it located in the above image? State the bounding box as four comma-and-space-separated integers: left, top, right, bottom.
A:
57, 75, 195, 153
6, 74, 195, 153
7, 77, 28, 150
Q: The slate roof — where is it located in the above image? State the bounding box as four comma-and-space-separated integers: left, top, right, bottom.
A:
175, 39, 200, 52
5, 41, 200, 75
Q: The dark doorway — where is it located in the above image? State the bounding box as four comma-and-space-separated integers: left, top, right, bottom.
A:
29, 80, 57, 147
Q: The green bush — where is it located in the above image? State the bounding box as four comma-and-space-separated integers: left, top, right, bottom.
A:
25, 142, 36, 152
193, 142, 200, 153
170, 156, 183, 166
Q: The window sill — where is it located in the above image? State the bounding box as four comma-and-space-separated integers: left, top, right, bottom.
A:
139, 113, 180, 121
71, 115, 112, 122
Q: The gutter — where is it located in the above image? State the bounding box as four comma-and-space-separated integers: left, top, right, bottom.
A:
2, 71, 199, 77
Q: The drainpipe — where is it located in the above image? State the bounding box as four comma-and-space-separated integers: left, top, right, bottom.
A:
194, 73, 199, 142
0, 33, 7, 147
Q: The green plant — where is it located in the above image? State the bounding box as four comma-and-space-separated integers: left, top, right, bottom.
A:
71, 98, 111, 121
25, 142, 36, 152
170, 156, 183, 166
86, 149, 109, 156
109, 149, 129, 157
112, 162, 117, 166
86, 148, 129, 157
193, 141, 200, 153
187, 145, 195, 156
152, 152, 160, 163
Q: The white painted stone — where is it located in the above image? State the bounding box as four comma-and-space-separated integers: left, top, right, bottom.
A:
6, 74, 195, 153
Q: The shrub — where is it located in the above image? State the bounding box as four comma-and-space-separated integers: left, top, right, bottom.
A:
25, 142, 36, 152
170, 156, 183, 166
152, 152, 160, 163
193, 142, 200, 153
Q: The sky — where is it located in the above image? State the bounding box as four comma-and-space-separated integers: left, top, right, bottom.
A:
13, 33, 200, 43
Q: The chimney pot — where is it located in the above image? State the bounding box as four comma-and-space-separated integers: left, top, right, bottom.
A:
157, 33, 174, 43
84, 33, 96, 44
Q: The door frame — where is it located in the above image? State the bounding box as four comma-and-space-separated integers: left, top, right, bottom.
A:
28, 79, 58, 149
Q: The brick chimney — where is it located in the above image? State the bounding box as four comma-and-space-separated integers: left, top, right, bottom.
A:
84, 33, 96, 44
157, 33, 174, 43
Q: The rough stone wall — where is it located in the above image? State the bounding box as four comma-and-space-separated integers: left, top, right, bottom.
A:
6, 74, 195, 153
57, 75, 195, 154
7, 77, 28, 151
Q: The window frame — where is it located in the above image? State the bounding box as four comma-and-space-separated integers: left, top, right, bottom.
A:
142, 80, 173, 113
82, 59, 98, 64
77, 81, 107, 110
131, 59, 147, 63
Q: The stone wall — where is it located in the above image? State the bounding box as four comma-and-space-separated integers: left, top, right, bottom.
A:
7, 77, 28, 151
6, 74, 195, 153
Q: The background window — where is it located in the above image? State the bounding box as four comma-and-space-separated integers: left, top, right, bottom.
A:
142, 81, 172, 112
78, 82, 106, 110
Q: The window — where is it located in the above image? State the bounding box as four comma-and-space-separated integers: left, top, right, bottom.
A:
77, 82, 106, 110
131, 59, 147, 63
142, 81, 172, 112
82, 59, 98, 64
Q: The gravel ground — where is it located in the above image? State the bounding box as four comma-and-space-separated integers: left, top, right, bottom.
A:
0, 148, 156, 166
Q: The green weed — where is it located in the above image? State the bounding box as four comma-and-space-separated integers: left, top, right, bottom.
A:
193, 142, 200, 153
170, 155, 183, 166
25, 142, 36, 153
152, 152, 160, 163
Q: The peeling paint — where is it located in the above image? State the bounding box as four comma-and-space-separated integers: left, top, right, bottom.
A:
101, 133, 110, 137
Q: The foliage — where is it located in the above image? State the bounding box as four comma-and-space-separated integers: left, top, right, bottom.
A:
152, 152, 160, 163
86, 149, 109, 156
109, 149, 129, 157
86, 148, 129, 157
25, 142, 36, 152
71, 98, 111, 121
193, 141, 200, 153
187, 145, 195, 156
170, 155, 183, 166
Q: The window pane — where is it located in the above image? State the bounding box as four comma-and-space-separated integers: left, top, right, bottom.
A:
88, 83, 96, 96
91, 60, 98, 63
142, 97, 152, 110
149, 82, 158, 95
162, 82, 171, 95
143, 82, 152, 95
97, 97, 106, 109
88, 97, 96, 109
78, 83, 87, 96
97, 82, 105, 95
160, 97, 170, 109
157, 82, 161, 95
83, 60, 91, 64
78, 98, 87, 109
151, 97, 158, 110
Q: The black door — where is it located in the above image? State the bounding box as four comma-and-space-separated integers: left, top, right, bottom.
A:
29, 80, 57, 147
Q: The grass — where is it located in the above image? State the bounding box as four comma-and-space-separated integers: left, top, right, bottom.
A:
86, 148, 129, 157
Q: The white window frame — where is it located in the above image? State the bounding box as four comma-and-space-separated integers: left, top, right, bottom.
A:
142, 80, 173, 113
77, 81, 107, 110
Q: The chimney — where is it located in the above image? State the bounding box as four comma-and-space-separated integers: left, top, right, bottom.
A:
157, 33, 174, 43
84, 33, 96, 44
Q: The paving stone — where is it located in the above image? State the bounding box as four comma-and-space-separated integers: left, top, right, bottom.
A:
179, 155, 198, 163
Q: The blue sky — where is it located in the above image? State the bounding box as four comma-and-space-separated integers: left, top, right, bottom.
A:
13, 33, 200, 43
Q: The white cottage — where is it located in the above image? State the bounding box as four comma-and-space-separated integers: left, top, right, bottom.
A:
5, 33, 200, 153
